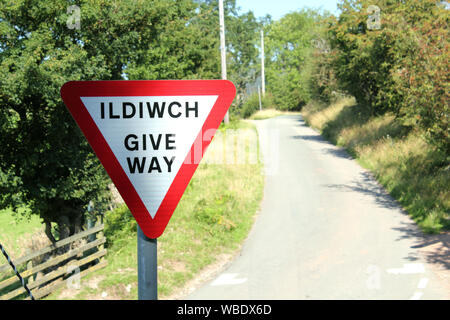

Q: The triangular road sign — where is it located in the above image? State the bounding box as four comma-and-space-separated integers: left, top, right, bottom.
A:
61, 80, 236, 238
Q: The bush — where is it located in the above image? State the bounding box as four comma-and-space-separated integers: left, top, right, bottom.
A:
193, 192, 236, 231
240, 92, 276, 118
265, 10, 327, 111
330, 0, 449, 153
241, 93, 261, 118
392, 10, 449, 154
104, 204, 136, 247
310, 46, 340, 103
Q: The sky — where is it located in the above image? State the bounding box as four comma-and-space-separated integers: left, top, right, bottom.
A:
235, 0, 339, 20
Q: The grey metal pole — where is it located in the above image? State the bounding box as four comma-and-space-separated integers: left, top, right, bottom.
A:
219, 0, 229, 124
138, 225, 157, 300
261, 29, 265, 97
258, 85, 262, 111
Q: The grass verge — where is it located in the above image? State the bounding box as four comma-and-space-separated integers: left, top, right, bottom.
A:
46, 120, 264, 300
302, 97, 449, 234
0, 208, 45, 258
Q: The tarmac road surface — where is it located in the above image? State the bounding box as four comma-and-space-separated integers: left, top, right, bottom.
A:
187, 115, 448, 300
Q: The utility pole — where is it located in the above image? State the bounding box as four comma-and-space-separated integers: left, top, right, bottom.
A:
258, 85, 262, 111
219, 0, 229, 123
260, 29, 265, 97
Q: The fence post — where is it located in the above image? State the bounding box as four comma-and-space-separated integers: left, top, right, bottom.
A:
27, 261, 33, 284
96, 213, 105, 263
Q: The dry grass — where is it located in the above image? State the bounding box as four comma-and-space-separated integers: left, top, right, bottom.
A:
302, 97, 356, 129
249, 108, 300, 120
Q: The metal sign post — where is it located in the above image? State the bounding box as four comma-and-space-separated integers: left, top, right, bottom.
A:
138, 226, 157, 300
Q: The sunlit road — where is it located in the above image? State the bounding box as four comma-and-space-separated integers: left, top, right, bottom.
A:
187, 115, 448, 300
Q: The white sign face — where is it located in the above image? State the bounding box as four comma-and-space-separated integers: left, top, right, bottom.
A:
61, 80, 236, 238
80, 95, 218, 218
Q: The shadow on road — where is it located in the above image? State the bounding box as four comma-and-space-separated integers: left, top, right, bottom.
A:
324, 171, 402, 211
392, 221, 450, 272
292, 116, 450, 276
325, 171, 450, 274
291, 134, 327, 143
291, 134, 355, 161
322, 147, 354, 161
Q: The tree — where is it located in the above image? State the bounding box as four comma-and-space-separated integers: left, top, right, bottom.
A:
226, 10, 260, 107
189, 0, 263, 115
0, 0, 213, 242
330, 0, 449, 152
126, 0, 221, 80
265, 10, 325, 110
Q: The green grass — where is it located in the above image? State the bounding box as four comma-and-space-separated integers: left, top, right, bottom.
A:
46, 120, 264, 300
302, 98, 449, 234
0, 208, 44, 259
0, 208, 47, 299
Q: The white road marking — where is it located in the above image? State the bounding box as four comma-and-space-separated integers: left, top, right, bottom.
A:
386, 263, 425, 275
417, 278, 429, 289
386, 265, 429, 300
410, 292, 423, 300
211, 273, 247, 286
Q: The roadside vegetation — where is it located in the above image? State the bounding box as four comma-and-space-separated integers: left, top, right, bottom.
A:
0, 0, 265, 246
249, 109, 300, 120
241, 92, 301, 120
0, 209, 45, 259
297, 0, 449, 233
243, 0, 449, 233
45, 120, 264, 299
0, 0, 448, 301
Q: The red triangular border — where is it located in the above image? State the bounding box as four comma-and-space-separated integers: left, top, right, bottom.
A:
61, 80, 236, 238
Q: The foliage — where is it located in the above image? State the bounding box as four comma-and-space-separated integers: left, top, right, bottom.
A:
309, 22, 341, 103
329, 0, 449, 153
240, 92, 275, 118
191, 0, 262, 114
264, 10, 327, 110
0, 0, 110, 240
2, 0, 446, 246
126, 0, 220, 80
58, 121, 264, 299
391, 6, 449, 154
227, 10, 261, 102
0, 0, 273, 242
104, 204, 136, 247
0, 0, 225, 241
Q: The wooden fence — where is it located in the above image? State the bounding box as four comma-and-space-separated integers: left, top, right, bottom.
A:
0, 224, 107, 300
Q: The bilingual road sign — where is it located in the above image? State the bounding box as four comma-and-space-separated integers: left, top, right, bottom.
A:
61, 80, 236, 238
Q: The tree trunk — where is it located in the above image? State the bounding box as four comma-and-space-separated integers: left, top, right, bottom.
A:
58, 215, 71, 239
44, 220, 56, 244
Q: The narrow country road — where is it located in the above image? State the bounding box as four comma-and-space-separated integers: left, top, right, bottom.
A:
187, 115, 448, 300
